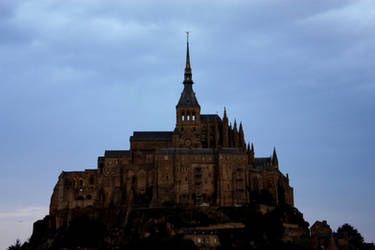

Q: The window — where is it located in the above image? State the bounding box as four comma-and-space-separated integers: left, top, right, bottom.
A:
89, 176, 94, 185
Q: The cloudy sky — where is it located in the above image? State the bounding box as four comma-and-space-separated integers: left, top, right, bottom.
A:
1, 0, 374, 248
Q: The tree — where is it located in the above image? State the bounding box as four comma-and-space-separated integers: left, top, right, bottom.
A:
337, 223, 364, 249
7, 239, 22, 250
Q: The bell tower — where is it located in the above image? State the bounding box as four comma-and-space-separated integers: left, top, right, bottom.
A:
175, 33, 201, 148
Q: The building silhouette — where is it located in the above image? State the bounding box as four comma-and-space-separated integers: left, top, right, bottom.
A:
50, 37, 293, 229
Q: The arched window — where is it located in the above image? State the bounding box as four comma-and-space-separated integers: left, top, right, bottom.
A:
182, 111, 185, 121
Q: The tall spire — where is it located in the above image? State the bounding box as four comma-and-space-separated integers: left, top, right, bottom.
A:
177, 32, 199, 107
184, 32, 192, 82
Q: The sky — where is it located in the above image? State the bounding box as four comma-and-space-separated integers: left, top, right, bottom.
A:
0, 0, 374, 248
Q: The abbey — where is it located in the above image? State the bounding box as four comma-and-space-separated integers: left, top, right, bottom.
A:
50, 38, 293, 229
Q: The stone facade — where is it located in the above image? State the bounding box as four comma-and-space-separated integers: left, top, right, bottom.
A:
49, 38, 294, 229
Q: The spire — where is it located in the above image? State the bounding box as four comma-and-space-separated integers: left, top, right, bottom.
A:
228, 123, 233, 147
233, 119, 239, 147
184, 32, 192, 82
248, 142, 255, 168
177, 32, 199, 107
272, 147, 278, 168
239, 122, 245, 151
222, 107, 229, 147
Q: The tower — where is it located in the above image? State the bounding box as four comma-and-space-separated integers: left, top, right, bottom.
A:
174, 33, 201, 148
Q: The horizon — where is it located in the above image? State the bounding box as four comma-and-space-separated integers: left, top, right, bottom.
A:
1, 0, 374, 248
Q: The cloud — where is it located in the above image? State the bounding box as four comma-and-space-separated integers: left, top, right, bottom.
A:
0, 207, 48, 249
0, 207, 48, 220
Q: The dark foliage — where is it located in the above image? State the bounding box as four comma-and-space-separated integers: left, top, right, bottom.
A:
7, 239, 22, 250
217, 204, 312, 249
11, 205, 374, 250
337, 223, 365, 249
124, 235, 198, 250
363, 242, 375, 250
51, 215, 107, 249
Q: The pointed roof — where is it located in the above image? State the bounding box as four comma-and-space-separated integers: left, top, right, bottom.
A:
177, 32, 199, 107
223, 107, 228, 120
272, 147, 278, 166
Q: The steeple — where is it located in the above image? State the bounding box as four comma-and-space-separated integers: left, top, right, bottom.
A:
184, 32, 192, 82
177, 32, 199, 107
272, 147, 278, 168
175, 33, 201, 148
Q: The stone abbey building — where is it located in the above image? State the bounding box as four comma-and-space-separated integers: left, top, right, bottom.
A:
50, 38, 294, 228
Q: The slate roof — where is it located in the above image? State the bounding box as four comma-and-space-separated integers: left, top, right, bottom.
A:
201, 114, 221, 122
131, 131, 173, 141
255, 157, 272, 170
177, 84, 200, 107
159, 147, 241, 155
